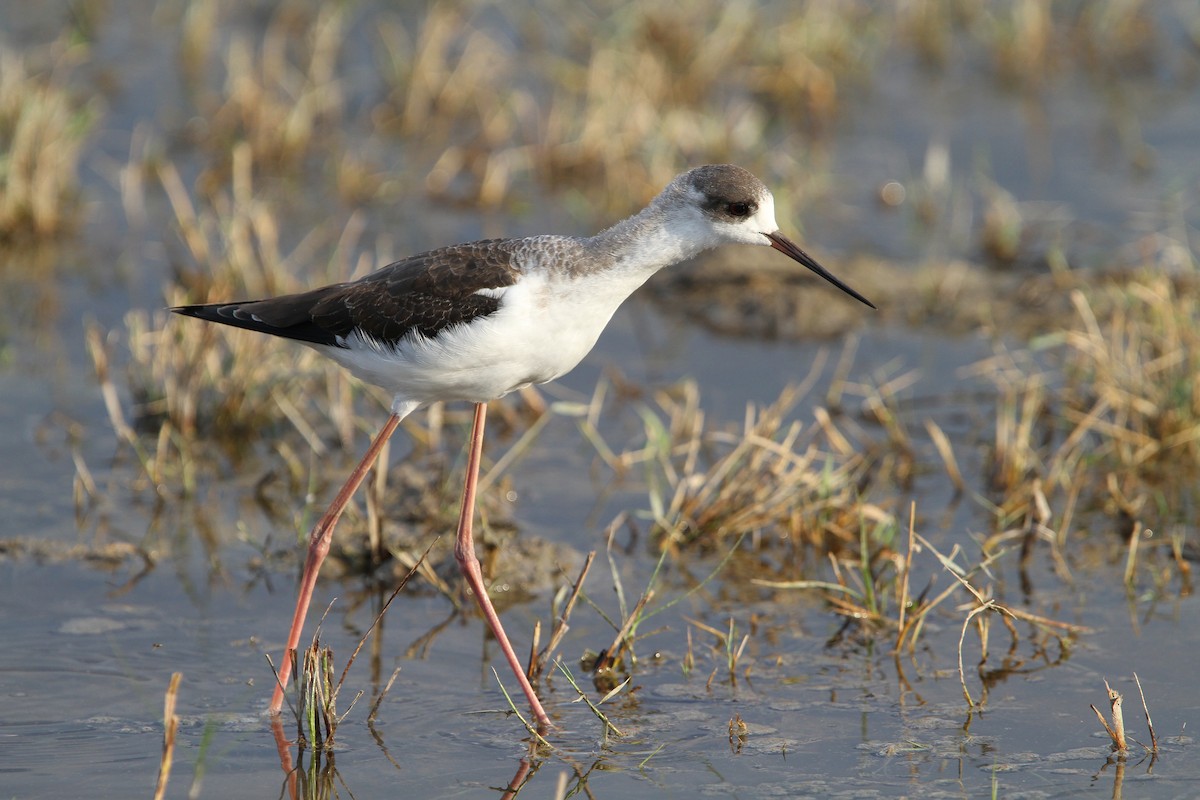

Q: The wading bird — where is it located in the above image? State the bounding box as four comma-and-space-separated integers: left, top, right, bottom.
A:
174, 164, 875, 729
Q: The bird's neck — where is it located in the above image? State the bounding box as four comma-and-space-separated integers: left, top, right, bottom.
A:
584, 204, 712, 277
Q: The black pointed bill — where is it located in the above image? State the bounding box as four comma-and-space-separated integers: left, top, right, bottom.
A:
765, 232, 875, 309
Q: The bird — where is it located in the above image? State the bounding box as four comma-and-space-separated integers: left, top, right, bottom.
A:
172, 164, 875, 730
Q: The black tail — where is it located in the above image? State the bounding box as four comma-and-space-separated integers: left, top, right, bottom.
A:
171, 292, 342, 348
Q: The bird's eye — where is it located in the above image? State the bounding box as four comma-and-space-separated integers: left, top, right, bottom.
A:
726, 201, 752, 218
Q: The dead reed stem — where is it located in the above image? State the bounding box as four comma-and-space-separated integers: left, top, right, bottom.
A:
1133, 672, 1158, 753
1091, 678, 1127, 750
530, 551, 595, 680
152, 672, 183, 800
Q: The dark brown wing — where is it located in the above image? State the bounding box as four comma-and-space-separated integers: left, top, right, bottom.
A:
171, 239, 522, 348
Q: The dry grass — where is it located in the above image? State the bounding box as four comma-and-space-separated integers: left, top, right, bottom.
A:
373, 0, 880, 209
1060, 279, 1200, 470
597, 380, 890, 554
750, 503, 909, 647
917, 532, 1088, 708
899, 0, 1163, 85
0, 38, 95, 243
360, 0, 1182, 214
963, 261, 1200, 544
897, 254, 1200, 618
752, 489, 1089, 687
988, 373, 1052, 497
181, 0, 346, 175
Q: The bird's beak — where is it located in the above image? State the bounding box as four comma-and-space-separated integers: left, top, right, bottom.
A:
765, 232, 875, 310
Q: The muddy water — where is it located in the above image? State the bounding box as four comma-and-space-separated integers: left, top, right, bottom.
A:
2, 2, 1199, 798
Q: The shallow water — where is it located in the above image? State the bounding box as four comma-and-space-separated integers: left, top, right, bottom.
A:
2, 1, 1199, 798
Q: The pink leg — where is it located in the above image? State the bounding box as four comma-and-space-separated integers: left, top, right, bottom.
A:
269, 412, 402, 715
456, 403, 551, 730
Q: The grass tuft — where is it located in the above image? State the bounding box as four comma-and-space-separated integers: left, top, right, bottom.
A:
0, 39, 95, 243
598, 380, 888, 554
184, 2, 346, 174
